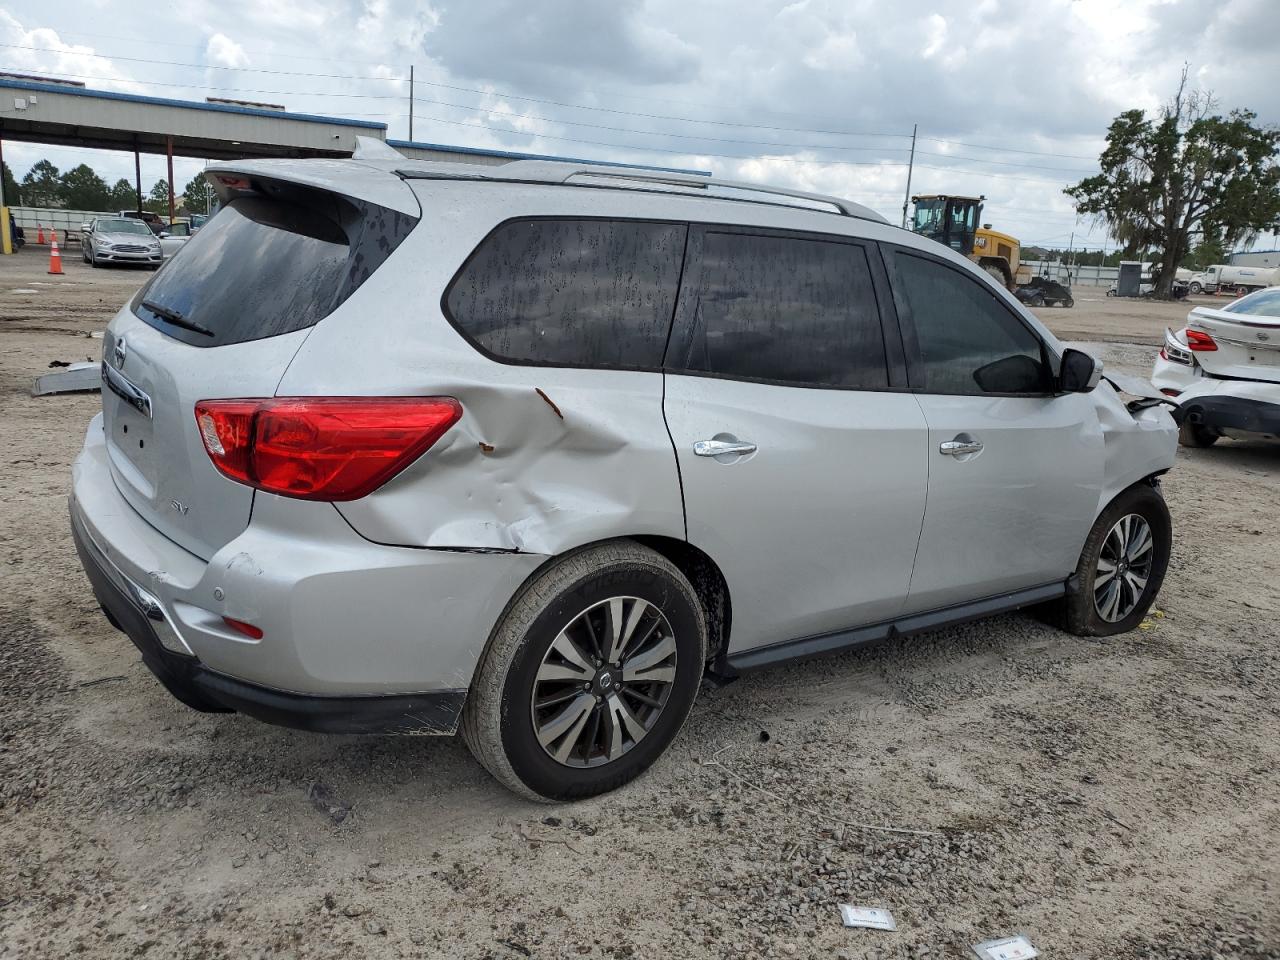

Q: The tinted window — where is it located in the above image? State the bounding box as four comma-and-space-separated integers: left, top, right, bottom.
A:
673, 231, 888, 388
892, 253, 1051, 394
132, 187, 418, 347
446, 219, 686, 368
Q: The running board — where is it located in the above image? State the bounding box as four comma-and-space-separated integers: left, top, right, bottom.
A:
725, 581, 1067, 673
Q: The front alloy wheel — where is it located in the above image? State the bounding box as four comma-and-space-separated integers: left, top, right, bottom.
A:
531, 597, 676, 767
1093, 514, 1154, 622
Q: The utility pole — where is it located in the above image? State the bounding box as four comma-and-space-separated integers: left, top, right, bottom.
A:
408, 65, 415, 142
900, 123, 918, 229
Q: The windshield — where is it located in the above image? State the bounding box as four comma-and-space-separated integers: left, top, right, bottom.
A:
97, 219, 153, 236
912, 200, 946, 236
1224, 288, 1280, 317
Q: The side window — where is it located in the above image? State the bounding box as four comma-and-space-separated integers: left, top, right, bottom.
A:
892, 252, 1051, 395
445, 219, 686, 368
672, 231, 889, 389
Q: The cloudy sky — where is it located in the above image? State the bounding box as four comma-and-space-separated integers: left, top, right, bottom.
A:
2, 0, 1278, 251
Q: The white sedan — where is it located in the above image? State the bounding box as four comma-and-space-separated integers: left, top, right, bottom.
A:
1152, 287, 1280, 446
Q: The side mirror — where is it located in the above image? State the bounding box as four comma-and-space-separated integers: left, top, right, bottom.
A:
159, 232, 170, 238
1059, 348, 1102, 393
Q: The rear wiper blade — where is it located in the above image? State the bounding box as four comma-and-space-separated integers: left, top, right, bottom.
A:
141, 299, 214, 337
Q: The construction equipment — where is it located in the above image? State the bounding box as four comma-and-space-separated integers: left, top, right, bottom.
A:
910, 195, 1029, 290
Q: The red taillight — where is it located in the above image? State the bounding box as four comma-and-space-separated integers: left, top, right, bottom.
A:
194, 397, 461, 501
1159, 348, 1168, 360
1160, 388, 1181, 397
1185, 329, 1218, 351
222, 617, 264, 640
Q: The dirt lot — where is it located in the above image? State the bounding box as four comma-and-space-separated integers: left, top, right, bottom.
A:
1, 247, 1277, 960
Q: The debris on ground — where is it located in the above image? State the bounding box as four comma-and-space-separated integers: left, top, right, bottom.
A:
838, 904, 897, 931
972, 934, 1039, 959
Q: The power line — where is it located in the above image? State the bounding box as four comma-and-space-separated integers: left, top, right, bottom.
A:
409, 112, 909, 167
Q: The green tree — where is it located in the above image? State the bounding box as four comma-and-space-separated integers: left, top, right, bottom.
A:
144, 179, 171, 215
58, 164, 111, 210
20, 159, 62, 207
182, 174, 215, 215
1066, 69, 1280, 298
108, 178, 137, 211
1, 160, 20, 206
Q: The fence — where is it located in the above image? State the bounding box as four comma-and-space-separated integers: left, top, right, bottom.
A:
7, 206, 114, 244
1020, 260, 1118, 288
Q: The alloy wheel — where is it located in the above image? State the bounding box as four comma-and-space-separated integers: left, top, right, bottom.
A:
530, 596, 677, 768
1094, 513, 1154, 622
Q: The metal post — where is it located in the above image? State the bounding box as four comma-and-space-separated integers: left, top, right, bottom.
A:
408, 65, 415, 142
0, 137, 10, 255
166, 136, 175, 224
900, 123, 918, 229
134, 145, 143, 213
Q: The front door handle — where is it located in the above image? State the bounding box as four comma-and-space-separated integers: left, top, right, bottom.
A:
939, 438, 983, 457
694, 438, 758, 458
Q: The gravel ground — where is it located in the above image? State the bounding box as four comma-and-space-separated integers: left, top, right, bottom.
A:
1, 249, 1277, 959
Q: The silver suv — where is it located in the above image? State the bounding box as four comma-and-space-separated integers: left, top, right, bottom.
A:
71, 148, 1178, 800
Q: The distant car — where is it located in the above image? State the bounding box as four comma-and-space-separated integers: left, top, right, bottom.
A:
81, 217, 163, 269
119, 209, 166, 235
158, 221, 193, 259
1106, 278, 1189, 299
1151, 286, 1280, 446
1015, 276, 1074, 308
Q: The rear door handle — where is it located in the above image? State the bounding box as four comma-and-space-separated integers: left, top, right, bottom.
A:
939, 438, 983, 456
694, 439, 758, 458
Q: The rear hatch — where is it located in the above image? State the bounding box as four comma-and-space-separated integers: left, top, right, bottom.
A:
1188, 292, 1280, 384
101, 168, 420, 560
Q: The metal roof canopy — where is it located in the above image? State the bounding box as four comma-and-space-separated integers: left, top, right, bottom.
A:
0, 77, 386, 161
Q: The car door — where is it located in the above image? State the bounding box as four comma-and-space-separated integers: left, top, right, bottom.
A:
882, 245, 1105, 614
662, 226, 929, 655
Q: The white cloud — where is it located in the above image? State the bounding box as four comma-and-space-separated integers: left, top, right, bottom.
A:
205, 33, 249, 69
0, 10, 146, 93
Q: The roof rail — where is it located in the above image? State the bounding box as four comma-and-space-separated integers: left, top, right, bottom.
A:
562, 168, 885, 223
395, 160, 887, 224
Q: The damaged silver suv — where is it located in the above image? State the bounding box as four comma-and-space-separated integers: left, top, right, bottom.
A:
71, 144, 1178, 800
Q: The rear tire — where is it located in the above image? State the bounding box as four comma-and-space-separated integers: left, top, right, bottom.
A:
1060, 484, 1171, 637
462, 540, 706, 801
1178, 420, 1219, 448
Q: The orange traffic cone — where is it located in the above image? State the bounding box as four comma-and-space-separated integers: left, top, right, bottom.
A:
36, 224, 46, 244
48, 240, 64, 275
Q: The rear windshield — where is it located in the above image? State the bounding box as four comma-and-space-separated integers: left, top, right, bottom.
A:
1223, 288, 1280, 318
131, 183, 418, 347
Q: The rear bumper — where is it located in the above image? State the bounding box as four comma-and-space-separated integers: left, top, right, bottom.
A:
72, 511, 466, 732
70, 413, 544, 733
1184, 395, 1280, 436
1174, 378, 1280, 438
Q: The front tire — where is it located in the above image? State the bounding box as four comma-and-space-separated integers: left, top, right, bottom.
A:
462, 541, 707, 801
1061, 484, 1171, 637
1189, 282, 1202, 295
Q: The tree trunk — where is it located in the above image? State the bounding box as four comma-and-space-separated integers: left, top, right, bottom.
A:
1155, 242, 1180, 299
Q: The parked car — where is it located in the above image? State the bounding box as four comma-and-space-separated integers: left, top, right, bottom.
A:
80, 217, 163, 269
1152, 286, 1280, 446
70, 150, 1178, 800
1015, 276, 1074, 307
157, 220, 193, 259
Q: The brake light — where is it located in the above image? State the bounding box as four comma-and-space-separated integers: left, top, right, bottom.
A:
1185, 329, 1218, 351
194, 397, 462, 501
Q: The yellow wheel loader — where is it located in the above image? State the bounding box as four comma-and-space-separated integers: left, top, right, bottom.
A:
910, 195, 1030, 291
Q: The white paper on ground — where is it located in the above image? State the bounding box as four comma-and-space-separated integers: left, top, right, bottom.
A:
972, 934, 1039, 960
838, 904, 896, 931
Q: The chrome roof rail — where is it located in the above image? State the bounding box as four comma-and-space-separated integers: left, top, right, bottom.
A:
395, 159, 887, 224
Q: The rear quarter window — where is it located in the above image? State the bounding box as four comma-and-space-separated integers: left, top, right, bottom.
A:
444, 218, 687, 369
131, 183, 418, 347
